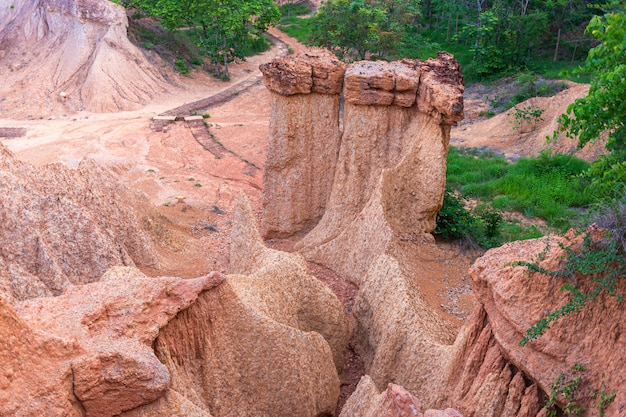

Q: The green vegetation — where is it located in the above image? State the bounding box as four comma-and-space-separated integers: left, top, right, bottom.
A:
540, 363, 617, 417
544, 363, 586, 417
516, 230, 626, 346
114, 0, 279, 78
279, 0, 604, 80
436, 147, 590, 248
556, 0, 626, 204
279, 2, 311, 17
310, 0, 421, 61
497, 71, 569, 110
446, 147, 590, 231
509, 105, 545, 132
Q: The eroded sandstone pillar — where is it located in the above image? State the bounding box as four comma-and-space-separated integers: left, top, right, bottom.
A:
259, 49, 345, 238
295, 54, 465, 283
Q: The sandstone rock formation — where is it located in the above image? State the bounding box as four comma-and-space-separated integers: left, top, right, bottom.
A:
123, 193, 349, 417
260, 51, 468, 411
351, 255, 457, 407
0, 268, 225, 417
0, 0, 170, 117
257, 48, 623, 417
341, 232, 624, 417
0, 191, 350, 417
0, 142, 158, 303
260, 49, 345, 238
457, 233, 626, 416
293, 54, 464, 284
339, 375, 463, 417
444, 307, 544, 417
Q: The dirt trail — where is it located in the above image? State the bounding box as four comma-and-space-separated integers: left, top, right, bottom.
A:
0, 28, 478, 318
0, 33, 288, 279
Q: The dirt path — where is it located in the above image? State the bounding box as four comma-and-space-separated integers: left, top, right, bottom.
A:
0, 33, 290, 278
0, 28, 483, 416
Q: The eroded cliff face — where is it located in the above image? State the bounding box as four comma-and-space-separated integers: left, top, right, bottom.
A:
259, 52, 468, 411
258, 50, 620, 417
0, 142, 158, 303
124, 194, 349, 417
453, 233, 626, 417
260, 49, 346, 238
0, 177, 349, 416
0, 0, 170, 117
0, 267, 225, 417
260, 52, 464, 285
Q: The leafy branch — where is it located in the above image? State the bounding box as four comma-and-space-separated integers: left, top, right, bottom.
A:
515, 231, 626, 347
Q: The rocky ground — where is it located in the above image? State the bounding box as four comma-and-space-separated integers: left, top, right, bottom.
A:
2, 5, 618, 414
0, 28, 480, 322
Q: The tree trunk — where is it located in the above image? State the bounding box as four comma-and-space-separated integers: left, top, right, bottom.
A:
571, 41, 578, 63
474, 0, 482, 59
553, 26, 562, 63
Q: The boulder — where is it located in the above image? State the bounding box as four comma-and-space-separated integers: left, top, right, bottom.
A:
0, 267, 225, 416
260, 48, 345, 95
464, 233, 626, 416
339, 375, 463, 417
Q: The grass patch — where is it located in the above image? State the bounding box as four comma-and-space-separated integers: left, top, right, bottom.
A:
278, 16, 315, 44
279, 2, 311, 17
445, 147, 591, 233
278, 2, 314, 44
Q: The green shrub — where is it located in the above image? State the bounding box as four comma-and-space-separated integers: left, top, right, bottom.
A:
279, 2, 311, 17
448, 148, 591, 231
435, 187, 475, 240
175, 58, 189, 74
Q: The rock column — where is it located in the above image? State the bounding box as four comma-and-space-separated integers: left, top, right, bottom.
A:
295, 54, 465, 283
259, 49, 345, 238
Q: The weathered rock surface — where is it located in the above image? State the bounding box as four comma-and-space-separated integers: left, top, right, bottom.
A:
260, 53, 464, 244
414, 54, 465, 125
339, 375, 463, 417
0, 267, 225, 417
296, 55, 463, 283
352, 255, 457, 407
261, 51, 470, 411
0, 142, 158, 302
0, 0, 170, 117
462, 233, 626, 416
444, 307, 544, 417
260, 50, 345, 238
260, 48, 345, 95
124, 193, 349, 417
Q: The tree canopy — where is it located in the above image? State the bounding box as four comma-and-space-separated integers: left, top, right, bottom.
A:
114, 0, 279, 78
310, 0, 420, 61
309, 0, 607, 77
557, 0, 626, 202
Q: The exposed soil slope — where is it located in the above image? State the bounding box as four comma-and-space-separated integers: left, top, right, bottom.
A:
0, 0, 172, 117
452, 83, 606, 161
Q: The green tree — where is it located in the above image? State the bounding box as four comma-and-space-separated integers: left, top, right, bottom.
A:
557, 0, 626, 202
114, 0, 279, 78
311, 0, 389, 61
310, 0, 420, 61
